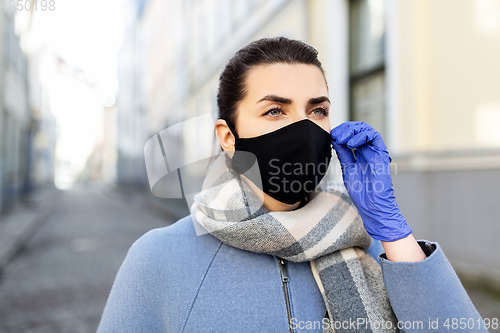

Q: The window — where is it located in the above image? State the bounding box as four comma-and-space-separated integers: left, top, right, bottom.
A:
349, 0, 386, 139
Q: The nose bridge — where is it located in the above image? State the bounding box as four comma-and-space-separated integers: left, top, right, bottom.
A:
290, 105, 308, 123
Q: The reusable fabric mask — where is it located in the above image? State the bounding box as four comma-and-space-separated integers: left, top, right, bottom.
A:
226, 119, 332, 205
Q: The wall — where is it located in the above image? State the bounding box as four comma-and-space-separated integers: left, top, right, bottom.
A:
387, 0, 500, 281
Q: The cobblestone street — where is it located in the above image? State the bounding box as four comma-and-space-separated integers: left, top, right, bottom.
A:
0, 187, 499, 332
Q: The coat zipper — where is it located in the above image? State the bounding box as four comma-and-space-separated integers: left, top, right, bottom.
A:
278, 257, 294, 333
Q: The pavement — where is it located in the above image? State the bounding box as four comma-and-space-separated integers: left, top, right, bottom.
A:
0, 184, 189, 274
0, 184, 498, 332
0, 183, 189, 333
0, 186, 62, 272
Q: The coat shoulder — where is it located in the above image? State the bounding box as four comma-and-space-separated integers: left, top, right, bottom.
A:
129, 214, 218, 256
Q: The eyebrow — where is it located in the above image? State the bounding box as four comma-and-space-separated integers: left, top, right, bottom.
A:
256, 94, 330, 105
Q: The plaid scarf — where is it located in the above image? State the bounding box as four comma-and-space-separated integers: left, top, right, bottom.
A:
190, 153, 398, 333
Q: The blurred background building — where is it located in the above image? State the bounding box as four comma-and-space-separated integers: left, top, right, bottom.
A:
1, 0, 500, 330
0, 8, 33, 214
116, 0, 149, 188
120, 0, 500, 283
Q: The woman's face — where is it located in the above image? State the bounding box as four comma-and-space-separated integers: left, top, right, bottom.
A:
215, 62, 331, 211
235, 63, 331, 138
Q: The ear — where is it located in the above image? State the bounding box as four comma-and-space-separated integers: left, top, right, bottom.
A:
215, 119, 235, 158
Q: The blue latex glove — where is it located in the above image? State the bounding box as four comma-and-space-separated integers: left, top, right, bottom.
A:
330, 121, 412, 242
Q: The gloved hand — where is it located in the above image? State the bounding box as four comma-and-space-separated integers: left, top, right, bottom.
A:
330, 121, 412, 242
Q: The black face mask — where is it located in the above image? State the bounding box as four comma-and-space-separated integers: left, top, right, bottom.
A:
226, 119, 332, 205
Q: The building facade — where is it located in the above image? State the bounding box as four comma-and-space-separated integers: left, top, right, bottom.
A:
115, 0, 150, 189
127, 0, 500, 283
0, 8, 33, 214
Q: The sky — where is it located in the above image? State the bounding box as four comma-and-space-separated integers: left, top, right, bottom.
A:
18, 0, 132, 98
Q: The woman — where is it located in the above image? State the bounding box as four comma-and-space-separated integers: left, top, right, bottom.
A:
98, 37, 487, 332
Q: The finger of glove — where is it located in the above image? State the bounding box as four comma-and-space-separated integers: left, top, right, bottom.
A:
353, 148, 369, 166
353, 148, 376, 178
330, 121, 370, 144
346, 130, 387, 151
350, 134, 392, 165
331, 140, 356, 164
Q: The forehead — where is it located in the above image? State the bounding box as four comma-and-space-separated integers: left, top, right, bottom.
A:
242, 63, 328, 101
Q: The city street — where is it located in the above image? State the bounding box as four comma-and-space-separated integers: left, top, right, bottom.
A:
0, 186, 499, 333
0, 186, 188, 333
1, 1, 500, 332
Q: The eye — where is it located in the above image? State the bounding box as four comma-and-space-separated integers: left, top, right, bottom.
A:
262, 106, 284, 118
310, 107, 329, 117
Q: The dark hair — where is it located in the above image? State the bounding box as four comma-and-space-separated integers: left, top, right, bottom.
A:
217, 36, 326, 129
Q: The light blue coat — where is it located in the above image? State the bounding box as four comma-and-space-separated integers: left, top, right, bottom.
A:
97, 215, 486, 332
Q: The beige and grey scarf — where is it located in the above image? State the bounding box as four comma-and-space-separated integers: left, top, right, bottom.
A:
190, 153, 398, 332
